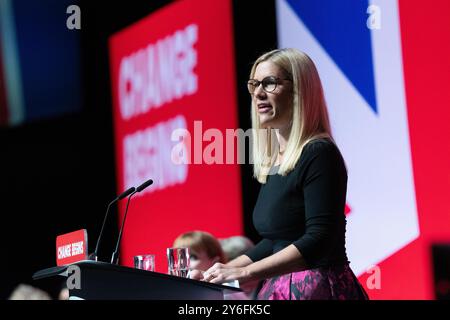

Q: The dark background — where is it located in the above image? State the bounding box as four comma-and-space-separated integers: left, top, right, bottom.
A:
0, 0, 277, 299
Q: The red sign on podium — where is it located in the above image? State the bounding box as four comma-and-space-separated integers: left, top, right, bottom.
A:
56, 229, 88, 266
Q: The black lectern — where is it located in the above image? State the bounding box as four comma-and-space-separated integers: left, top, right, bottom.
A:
33, 261, 241, 300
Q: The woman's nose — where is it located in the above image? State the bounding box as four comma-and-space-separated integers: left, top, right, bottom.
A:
254, 83, 266, 99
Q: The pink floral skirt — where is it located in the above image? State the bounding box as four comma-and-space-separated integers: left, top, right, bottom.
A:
257, 264, 369, 300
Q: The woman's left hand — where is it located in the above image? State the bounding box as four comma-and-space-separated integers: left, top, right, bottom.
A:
202, 263, 251, 285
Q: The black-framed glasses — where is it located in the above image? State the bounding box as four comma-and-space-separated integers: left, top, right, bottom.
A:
247, 76, 292, 94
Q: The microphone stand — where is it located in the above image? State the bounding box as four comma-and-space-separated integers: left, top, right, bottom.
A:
110, 191, 136, 264
110, 179, 153, 265
92, 187, 135, 262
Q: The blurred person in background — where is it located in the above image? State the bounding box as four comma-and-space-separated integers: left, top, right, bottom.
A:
220, 236, 255, 261
173, 231, 227, 272
8, 284, 52, 300
175, 231, 256, 300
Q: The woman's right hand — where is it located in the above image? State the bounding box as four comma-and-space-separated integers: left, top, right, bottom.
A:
189, 269, 205, 281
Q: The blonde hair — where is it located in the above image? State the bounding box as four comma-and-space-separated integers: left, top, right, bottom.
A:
250, 48, 333, 183
173, 231, 227, 264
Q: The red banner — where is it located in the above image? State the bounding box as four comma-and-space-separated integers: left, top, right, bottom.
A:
56, 229, 88, 266
109, 0, 243, 272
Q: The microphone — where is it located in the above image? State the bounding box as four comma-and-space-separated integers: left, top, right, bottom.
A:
92, 187, 136, 262
117, 187, 136, 200
111, 179, 154, 264
136, 179, 154, 192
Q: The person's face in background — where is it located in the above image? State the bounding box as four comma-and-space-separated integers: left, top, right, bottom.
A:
189, 249, 220, 271
252, 61, 293, 131
59, 288, 69, 300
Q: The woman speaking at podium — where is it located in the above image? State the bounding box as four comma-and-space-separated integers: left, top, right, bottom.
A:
191, 48, 368, 300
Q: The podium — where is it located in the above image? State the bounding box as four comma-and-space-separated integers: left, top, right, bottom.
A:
33, 261, 241, 300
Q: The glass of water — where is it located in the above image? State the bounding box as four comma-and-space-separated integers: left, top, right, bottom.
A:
134, 254, 155, 271
167, 247, 190, 278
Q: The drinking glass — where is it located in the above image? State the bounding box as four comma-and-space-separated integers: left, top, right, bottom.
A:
134, 254, 155, 271
167, 247, 190, 277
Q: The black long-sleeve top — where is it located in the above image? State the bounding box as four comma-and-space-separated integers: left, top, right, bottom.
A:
245, 138, 349, 269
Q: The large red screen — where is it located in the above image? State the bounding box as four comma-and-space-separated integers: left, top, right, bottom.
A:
109, 0, 242, 273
